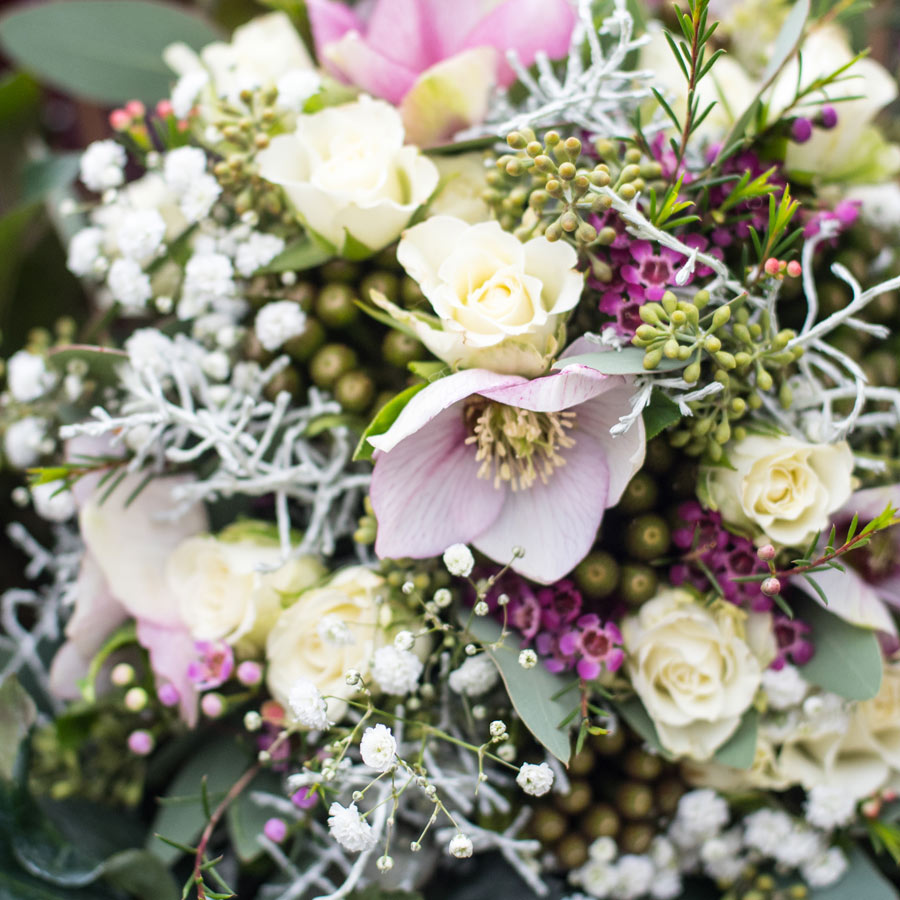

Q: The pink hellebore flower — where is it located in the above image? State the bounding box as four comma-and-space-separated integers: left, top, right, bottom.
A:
307, 0, 576, 145
368, 365, 645, 584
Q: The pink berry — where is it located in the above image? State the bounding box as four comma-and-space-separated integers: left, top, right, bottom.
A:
109, 109, 131, 131
761, 577, 782, 596
155, 99, 174, 118
263, 818, 288, 843
157, 683, 180, 707
125, 100, 146, 118
786, 260, 802, 278
127, 730, 154, 755
763, 257, 781, 276
237, 660, 263, 686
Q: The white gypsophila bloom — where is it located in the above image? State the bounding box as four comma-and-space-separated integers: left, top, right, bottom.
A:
611, 855, 655, 900
163, 146, 208, 194
235, 232, 285, 277
254, 300, 307, 351
773, 827, 825, 869
170, 69, 209, 119
448, 833, 474, 859
6, 350, 55, 402
519, 649, 537, 669
448, 653, 498, 698
443, 543, 474, 577
80, 139, 126, 192
327, 802, 376, 853
124, 328, 174, 378
317, 614, 355, 647
650, 870, 683, 900
847, 183, 900, 232
67, 227, 104, 277
805, 784, 858, 830
588, 836, 618, 864
742, 808, 795, 857
801, 846, 849, 888
288, 678, 330, 730
393, 630, 415, 651
275, 68, 320, 111
201, 350, 230, 381
178, 173, 222, 223
359, 723, 397, 772
762, 664, 809, 710
179, 252, 235, 319
648, 836, 675, 870
116, 208, 167, 260
575, 858, 617, 898
30, 480, 76, 522
371, 645, 423, 696
516, 762, 554, 797
107, 258, 152, 309
699, 828, 745, 882
670, 790, 729, 848
3, 417, 47, 468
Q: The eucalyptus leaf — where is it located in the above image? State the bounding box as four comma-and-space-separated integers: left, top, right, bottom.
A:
0, 676, 35, 781
810, 848, 899, 900
148, 737, 253, 864
353, 382, 428, 462
615, 696, 667, 757
712, 708, 758, 769
257, 237, 333, 274
642, 390, 682, 440
47, 344, 128, 388
21, 155, 80, 208
798, 597, 883, 701
466, 618, 572, 764
226, 772, 284, 863
0, 1, 221, 105
101, 848, 179, 900
553, 348, 686, 375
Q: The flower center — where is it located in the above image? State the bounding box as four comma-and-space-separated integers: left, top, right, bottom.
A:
463, 398, 576, 492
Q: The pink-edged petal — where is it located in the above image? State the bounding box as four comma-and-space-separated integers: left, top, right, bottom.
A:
459, 0, 576, 86
839, 484, 900, 521
476, 365, 619, 413
372, 406, 505, 558
364, 0, 441, 71
574, 381, 646, 506
795, 566, 897, 635
321, 32, 420, 104
306, 0, 363, 54
136, 619, 199, 726
876, 573, 900, 608
65, 551, 128, 658
369, 369, 522, 453
473, 432, 610, 583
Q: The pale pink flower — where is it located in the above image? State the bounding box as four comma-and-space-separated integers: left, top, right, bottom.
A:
368, 364, 644, 584
307, 0, 576, 145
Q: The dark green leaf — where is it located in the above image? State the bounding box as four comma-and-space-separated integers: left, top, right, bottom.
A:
0, 676, 35, 781
0, 1, 222, 105
466, 618, 571, 764
642, 390, 682, 440
101, 849, 178, 900
353, 382, 428, 462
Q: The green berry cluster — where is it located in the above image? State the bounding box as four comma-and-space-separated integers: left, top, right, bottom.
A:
721, 871, 809, 900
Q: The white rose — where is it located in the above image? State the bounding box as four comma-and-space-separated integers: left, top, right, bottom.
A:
165, 12, 314, 112
767, 26, 900, 183
622, 589, 766, 761
257, 96, 439, 254
266, 566, 389, 721
372, 216, 583, 376
702, 435, 854, 547
166, 527, 325, 651
778, 665, 900, 799
428, 153, 492, 224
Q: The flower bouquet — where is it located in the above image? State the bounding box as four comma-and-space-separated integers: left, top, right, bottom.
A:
3, 0, 900, 898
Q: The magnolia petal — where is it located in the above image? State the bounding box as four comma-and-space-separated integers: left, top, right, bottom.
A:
400, 47, 497, 146
369, 369, 522, 453
136, 619, 199, 727
460, 0, 576, 86
477, 365, 619, 413
321, 31, 419, 104
372, 407, 505, 558
473, 431, 610, 583
795, 567, 897, 635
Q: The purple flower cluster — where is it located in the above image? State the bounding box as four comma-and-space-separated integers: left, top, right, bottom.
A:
484, 574, 624, 680
670, 502, 772, 611
772, 614, 815, 669
187, 639, 234, 689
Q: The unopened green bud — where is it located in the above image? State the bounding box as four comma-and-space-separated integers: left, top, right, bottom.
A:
618, 471, 660, 514
625, 514, 670, 560
707, 440, 723, 462
669, 429, 691, 447
618, 183, 636, 200
506, 131, 527, 149
733, 323, 752, 345
756, 368, 773, 391
779, 382, 793, 409
677, 345, 691, 360
661, 292, 677, 314
644, 348, 663, 370
560, 211, 579, 232
545, 221, 562, 242
711, 305, 731, 329
597, 226, 618, 245
693, 289, 710, 309
730, 397, 747, 415
284, 317, 325, 362
714, 351, 736, 369
310, 343, 357, 389
692, 417, 712, 436
534, 154, 556, 173
526, 141, 543, 158
773, 329, 795, 349
621, 564, 658, 605
558, 161, 577, 180
733, 426, 747, 441
575, 551, 620, 598
664, 339, 679, 359
714, 421, 731, 444
639, 303, 662, 325
714, 370, 731, 386
615, 781, 654, 819
749, 323, 763, 339
683, 361, 701, 383
580, 803, 620, 840
576, 222, 597, 244
734, 351, 752, 368
620, 164, 641, 182
748, 393, 763, 410
703, 335, 722, 353
316, 283, 359, 327
670, 309, 686, 325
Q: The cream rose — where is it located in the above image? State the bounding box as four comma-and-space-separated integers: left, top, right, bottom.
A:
778, 667, 900, 800
428, 153, 492, 224
167, 525, 325, 652
622, 589, 768, 761
266, 566, 389, 721
371, 216, 583, 376
257, 97, 439, 254
703, 435, 854, 547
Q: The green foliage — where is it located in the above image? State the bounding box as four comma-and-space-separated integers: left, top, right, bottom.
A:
0, 1, 221, 105
0, 676, 35, 781
642, 390, 682, 440
256, 237, 334, 274
647, 176, 699, 230
553, 347, 686, 375
466, 617, 572, 764
225, 771, 283, 863
353, 382, 428, 462
809, 848, 900, 899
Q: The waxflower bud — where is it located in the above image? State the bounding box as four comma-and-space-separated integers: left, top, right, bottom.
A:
757, 544, 776, 561
761, 577, 782, 596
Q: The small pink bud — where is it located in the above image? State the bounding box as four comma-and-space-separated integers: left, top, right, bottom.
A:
820, 105, 838, 129
237, 660, 263, 686
883, 789, 898, 802
862, 797, 882, 818
157, 683, 180, 707
201, 693, 225, 718
791, 117, 813, 143
292, 786, 318, 809
125, 100, 146, 118
763, 257, 781, 276
263, 817, 288, 843
155, 99, 174, 118
128, 729, 154, 755
757, 544, 776, 561
761, 577, 782, 596
177, 119, 189, 132
786, 260, 802, 278
109, 109, 131, 131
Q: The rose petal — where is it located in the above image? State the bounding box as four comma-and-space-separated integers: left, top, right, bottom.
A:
372, 406, 505, 558
473, 430, 610, 583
